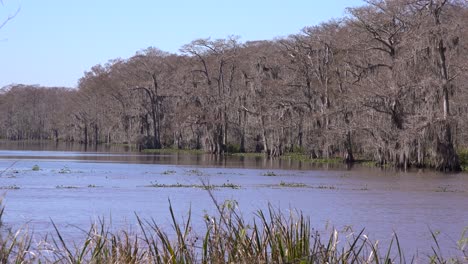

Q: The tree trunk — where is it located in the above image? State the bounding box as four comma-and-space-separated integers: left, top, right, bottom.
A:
345, 131, 354, 163
84, 123, 88, 146
435, 122, 461, 171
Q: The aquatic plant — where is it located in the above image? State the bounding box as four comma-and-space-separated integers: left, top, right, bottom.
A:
145, 181, 240, 190
32, 165, 40, 171
162, 170, 176, 175
316, 185, 337, 190
279, 181, 307, 188
187, 169, 203, 176
263, 171, 277, 176
58, 166, 72, 174
220, 182, 241, 189
0, 185, 20, 190
55, 185, 79, 189
0, 197, 466, 263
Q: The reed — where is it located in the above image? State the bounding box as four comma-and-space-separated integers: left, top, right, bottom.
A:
0, 198, 466, 263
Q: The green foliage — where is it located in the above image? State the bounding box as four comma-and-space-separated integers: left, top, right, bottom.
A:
31, 164, 40, 171
226, 143, 241, 153
458, 149, 468, 171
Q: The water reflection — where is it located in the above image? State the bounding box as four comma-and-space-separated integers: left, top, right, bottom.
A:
0, 140, 349, 170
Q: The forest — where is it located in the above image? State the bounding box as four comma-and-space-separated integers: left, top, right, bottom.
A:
1, 0, 467, 171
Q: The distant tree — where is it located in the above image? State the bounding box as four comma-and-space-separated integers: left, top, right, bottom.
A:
180, 36, 241, 154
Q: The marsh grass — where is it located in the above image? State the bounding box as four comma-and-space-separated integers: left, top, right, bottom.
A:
0, 196, 466, 263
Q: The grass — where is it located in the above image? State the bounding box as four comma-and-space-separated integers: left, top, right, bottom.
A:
0, 197, 467, 263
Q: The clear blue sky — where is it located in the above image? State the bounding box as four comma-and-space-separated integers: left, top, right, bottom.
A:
0, 0, 364, 88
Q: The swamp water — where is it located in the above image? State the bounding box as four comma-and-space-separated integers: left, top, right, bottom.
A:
0, 141, 467, 258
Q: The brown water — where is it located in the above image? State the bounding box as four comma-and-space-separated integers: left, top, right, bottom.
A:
0, 141, 467, 258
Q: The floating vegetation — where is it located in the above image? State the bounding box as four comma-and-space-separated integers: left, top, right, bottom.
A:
279, 181, 307, 188
263, 171, 277, 176
187, 169, 203, 176
221, 182, 241, 189
0, 185, 20, 190
87, 184, 102, 188
32, 164, 40, 171
435, 185, 458, 193
145, 181, 240, 190
162, 170, 176, 175
58, 166, 72, 174
316, 185, 337, 190
55, 185, 79, 189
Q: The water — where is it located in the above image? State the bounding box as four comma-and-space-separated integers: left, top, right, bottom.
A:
0, 141, 467, 258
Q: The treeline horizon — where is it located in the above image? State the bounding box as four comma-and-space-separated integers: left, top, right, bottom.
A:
1, 0, 467, 171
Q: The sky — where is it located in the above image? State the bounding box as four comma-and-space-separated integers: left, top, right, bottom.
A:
0, 0, 364, 88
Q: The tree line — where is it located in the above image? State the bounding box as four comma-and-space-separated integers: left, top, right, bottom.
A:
1, 0, 467, 171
